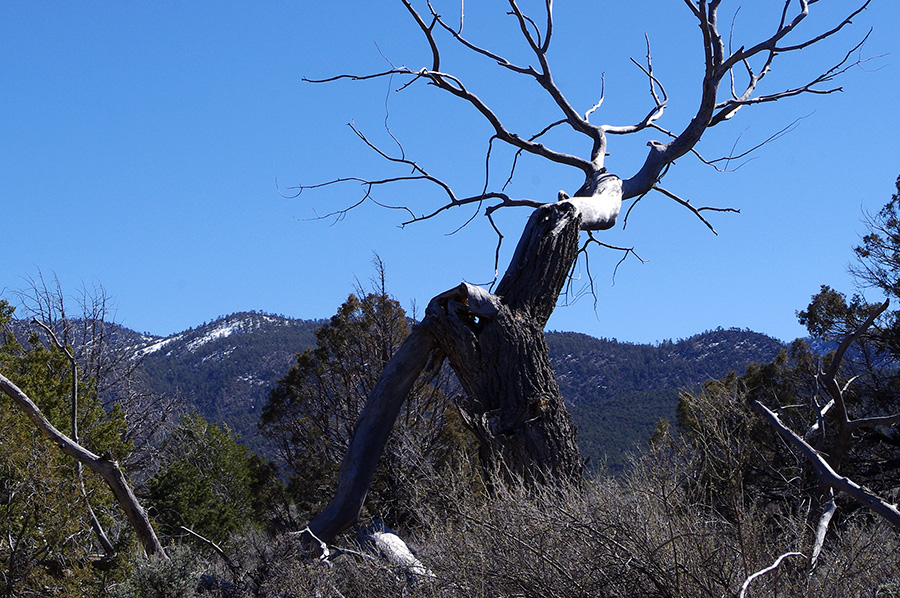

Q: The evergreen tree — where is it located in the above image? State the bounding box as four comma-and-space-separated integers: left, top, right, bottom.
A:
0, 299, 132, 595
146, 414, 273, 545
679, 174, 900, 540
792, 175, 900, 490
260, 276, 471, 526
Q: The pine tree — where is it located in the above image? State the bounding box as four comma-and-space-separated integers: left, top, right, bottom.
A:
260, 281, 471, 526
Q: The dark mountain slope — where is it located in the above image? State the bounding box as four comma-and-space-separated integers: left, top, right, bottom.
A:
134, 317, 785, 473
547, 328, 786, 472
8, 311, 786, 473
133, 312, 321, 453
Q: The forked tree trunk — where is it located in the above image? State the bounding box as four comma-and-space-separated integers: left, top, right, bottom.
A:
307, 176, 622, 543
426, 201, 585, 482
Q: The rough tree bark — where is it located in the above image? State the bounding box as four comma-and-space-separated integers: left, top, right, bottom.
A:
427, 177, 623, 482
300, 0, 871, 543
307, 175, 623, 543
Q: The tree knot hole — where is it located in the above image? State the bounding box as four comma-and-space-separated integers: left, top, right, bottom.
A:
529, 395, 550, 417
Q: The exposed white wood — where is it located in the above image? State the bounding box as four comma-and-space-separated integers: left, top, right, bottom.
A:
559, 175, 622, 231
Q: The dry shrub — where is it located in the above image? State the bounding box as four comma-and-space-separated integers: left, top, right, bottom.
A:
240, 429, 900, 597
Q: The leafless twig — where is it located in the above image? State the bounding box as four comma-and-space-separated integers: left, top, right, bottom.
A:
738, 551, 804, 598
652, 185, 740, 236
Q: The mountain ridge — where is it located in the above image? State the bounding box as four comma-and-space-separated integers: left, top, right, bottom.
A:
8, 311, 789, 472
546, 327, 786, 470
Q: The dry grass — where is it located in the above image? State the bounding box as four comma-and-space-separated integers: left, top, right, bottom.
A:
228, 445, 900, 597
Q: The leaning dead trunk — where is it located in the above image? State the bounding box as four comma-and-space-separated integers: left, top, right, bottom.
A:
425, 175, 621, 481
307, 328, 436, 542
308, 177, 622, 543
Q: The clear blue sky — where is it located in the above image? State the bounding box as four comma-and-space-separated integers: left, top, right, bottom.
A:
2, 2, 898, 344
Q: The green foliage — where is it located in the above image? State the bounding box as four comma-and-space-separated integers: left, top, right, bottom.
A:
0, 299, 132, 596
546, 328, 785, 473
260, 288, 472, 526
852, 174, 900, 298
146, 414, 274, 545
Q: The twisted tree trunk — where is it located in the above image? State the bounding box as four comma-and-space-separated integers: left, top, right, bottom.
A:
427, 203, 586, 482
303, 0, 869, 546
308, 176, 622, 542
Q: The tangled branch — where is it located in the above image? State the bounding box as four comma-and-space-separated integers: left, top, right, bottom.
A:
294, 0, 871, 273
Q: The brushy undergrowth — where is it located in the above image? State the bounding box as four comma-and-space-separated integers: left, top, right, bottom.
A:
144, 441, 900, 598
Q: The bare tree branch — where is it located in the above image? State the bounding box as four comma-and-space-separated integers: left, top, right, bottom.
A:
604, 35, 668, 135
562, 234, 645, 310
739, 551, 804, 598
298, 0, 869, 247
398, 0, 596, 173
503, 119, 567, 192
425, 1, 533, 75
31, 318, 116, 557
0, 373, 166, 559
180, 526, 241, 577
623, 1, 872, 199
585, 235, 646, 286
651, 185, 740, 235
711, 31, 874, 127
810, 489, 835, 571
754, 400, 900, 529
846, 412, 900, 433
825, 299, 889, 381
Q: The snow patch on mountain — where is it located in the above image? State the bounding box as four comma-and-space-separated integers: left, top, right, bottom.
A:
135, 334, 182, 358
187, 319, 245, 352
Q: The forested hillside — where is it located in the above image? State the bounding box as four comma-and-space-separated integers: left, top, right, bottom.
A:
133, 312, 321, 454
125, 313, 785, 471
548, 328, 786, 471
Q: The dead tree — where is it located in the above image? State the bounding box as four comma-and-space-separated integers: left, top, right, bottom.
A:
3, 275, 173, 559
754, 298, 900, 571
301, 0, 873, 543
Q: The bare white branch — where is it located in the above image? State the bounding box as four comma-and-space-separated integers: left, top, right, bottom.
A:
300, 1, 871, 240
739, 551, 805, 598
0, 373, 166, 559
754, 400, 900, 529
623, 1, 872, 199
810, 490, 835, 571
603, 35, 668, 135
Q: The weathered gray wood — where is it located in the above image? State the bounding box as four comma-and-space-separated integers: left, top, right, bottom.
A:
302, 0, 872, 550
754, 400, 900, 529
308, 184, 626, 543
425, 185, 621, 483
307, 326, 436, 542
